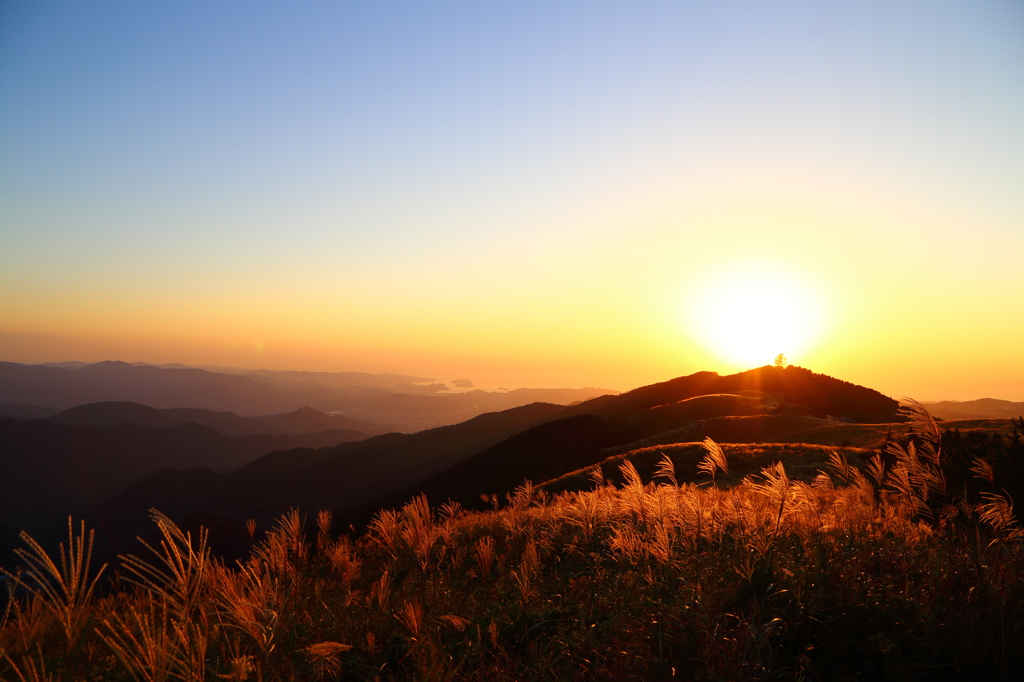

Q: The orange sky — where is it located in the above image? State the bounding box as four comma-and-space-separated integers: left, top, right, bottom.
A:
2, 2, 1023, 401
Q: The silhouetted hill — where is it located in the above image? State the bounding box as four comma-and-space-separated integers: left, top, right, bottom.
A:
48, 401, 382, 436
372, 368, 900, 512
377, 410, 849, 515
562, 366, 899, 423
401, 415, 647, 509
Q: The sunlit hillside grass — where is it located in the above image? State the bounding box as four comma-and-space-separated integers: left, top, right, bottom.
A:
608, 415, 1015, 454
2, 404, 1023, 680
537, 443, 874, 505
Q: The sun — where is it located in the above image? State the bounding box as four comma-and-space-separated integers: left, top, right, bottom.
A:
686, 263, 825, 369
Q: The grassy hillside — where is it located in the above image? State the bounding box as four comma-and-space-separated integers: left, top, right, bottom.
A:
540, 441, 876, 495
2, 409, 1023, 680
372, 405, 1015, 527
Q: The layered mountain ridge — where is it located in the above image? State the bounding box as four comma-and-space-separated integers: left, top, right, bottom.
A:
0, 360, 615, 431
2, 364, 1019, 566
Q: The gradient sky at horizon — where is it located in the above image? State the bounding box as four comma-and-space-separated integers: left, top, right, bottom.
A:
2, 1, 1023, 400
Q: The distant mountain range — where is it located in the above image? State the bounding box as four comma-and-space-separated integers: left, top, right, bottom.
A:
0, 361, 612, 565
46, 401, 387, 436
923, 398, 1024, 421
0, 361, 615, 431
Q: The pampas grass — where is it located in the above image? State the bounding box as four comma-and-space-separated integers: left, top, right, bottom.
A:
1, 518, 105, 652
2, 402, 1023, 680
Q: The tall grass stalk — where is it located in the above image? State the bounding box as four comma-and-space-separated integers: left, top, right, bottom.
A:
1, 518, 105, 652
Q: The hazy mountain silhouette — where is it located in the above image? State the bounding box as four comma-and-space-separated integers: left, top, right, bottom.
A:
0, 361, 614, 431
241, 368, 434, 390
0, 361, 318, 413
923, 398, 1024, 421
48, 401, 385, 436
0, 403, 60, 419
331, 387, 618, 431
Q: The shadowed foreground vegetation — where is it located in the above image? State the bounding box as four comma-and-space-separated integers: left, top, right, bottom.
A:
2, 404, 1023, 680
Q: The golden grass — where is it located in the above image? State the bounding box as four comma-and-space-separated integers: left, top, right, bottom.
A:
1, 403, 1023, 679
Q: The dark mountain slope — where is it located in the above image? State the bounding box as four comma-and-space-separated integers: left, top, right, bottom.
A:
384, 394, 766, 512
400, 415, 647, 509
88, 402, 566, 554
0, 419, 363, 539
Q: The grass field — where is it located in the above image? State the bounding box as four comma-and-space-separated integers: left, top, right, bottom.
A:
2, 407, 1022, 680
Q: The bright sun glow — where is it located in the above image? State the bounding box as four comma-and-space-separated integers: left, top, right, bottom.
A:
687, 264, 825, 368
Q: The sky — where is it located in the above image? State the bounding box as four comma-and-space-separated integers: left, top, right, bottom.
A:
1, 1, 1023, 400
